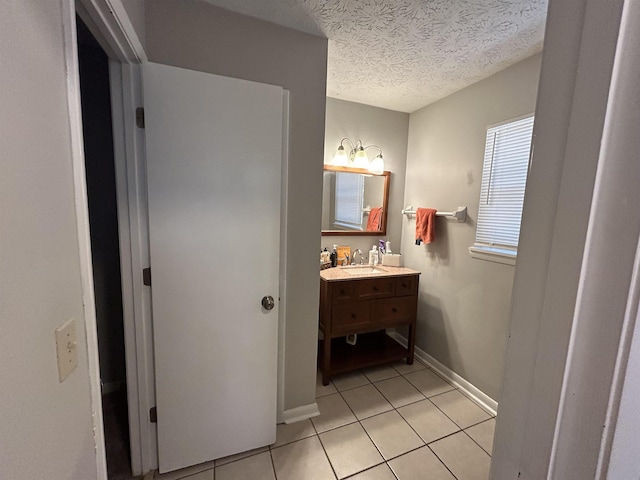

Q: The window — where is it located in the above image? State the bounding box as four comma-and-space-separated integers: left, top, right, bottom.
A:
333, 171, 364, 230
469, 115, 534, 265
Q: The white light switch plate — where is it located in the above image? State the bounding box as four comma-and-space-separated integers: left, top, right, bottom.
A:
55, 318, 78, 382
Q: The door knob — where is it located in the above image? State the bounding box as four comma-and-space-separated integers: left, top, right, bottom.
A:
261, 295, 275, 311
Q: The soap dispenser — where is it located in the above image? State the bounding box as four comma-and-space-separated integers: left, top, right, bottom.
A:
369, 245, 379, 266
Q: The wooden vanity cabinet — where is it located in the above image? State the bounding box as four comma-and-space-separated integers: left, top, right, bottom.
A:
319, 273, 419, 385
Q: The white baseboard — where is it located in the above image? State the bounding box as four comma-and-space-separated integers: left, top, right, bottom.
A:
387, 331, 498, 416
282, 402, 320, 424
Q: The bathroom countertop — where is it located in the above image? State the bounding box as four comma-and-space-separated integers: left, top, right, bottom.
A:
320, 265, 421, 282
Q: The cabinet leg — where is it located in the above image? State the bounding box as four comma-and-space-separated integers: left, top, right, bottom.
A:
322, 337, 331, 386
407, 322, 416, 365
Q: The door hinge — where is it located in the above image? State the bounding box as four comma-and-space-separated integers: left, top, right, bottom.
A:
136, 107, 145, 128
143, 267, 151, 286
149, 406, 157, 423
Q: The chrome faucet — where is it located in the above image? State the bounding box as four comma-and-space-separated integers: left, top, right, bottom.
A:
351, 249, 364, 265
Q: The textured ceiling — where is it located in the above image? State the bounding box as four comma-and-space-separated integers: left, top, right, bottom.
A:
201, 0, 548, 112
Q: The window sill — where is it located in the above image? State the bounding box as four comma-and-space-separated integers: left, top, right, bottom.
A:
468, 245, 516, 266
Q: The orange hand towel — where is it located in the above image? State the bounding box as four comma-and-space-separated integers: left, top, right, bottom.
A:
366, 207, 383, 231
415, 208, 437, 245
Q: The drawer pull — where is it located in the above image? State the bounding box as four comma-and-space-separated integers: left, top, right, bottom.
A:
351, 313, 356, 319
392, 307, 398, 313
401, 283, 407, 288
373, 286, 378, 291
340, 290, 346, 295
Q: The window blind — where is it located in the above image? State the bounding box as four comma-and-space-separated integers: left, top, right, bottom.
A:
333, 172, 364, 230
475, 116, 534, 252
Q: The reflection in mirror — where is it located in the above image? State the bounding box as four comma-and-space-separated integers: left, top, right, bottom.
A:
321, 166, 390, 236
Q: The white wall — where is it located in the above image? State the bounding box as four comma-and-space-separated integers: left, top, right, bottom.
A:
322, 98, 410, 256
0, 1, 98, 478
400, 54, 542, 401
145, 0, 328, 411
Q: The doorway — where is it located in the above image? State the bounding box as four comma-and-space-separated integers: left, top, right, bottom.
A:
76, 17, 132, 480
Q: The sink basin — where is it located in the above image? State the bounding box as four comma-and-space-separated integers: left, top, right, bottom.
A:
342, 266, 387, 275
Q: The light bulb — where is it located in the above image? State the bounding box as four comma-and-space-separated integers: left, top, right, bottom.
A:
369, 154, 384, 174
332, 145, 348, 166
353, 147, 369, 168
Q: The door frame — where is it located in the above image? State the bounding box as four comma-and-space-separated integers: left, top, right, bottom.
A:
67, 0, 291, 476
491, 0, 640, 477
108, 60, 157, 476
67, 0, 151, 476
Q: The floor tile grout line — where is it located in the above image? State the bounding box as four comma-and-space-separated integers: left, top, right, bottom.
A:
416, 369, 496, 417
426, 442, 461, 480
427, 398, 469, 432
376, 367, 491, 475
313, 365, 492, 479
392, 398, 451, 449
462, 416, 495, 431
460, 427, 493, 458
317, 375, 356, 479
340, 462, 398, 480
423, 426, 465, 446
366, 385, 429, 456
401, 368, 458, 396
176, 361, 486, 479
214, 447, 269, 468
315, 426, 342, 480
336, 380, 388, 464
426, 389, 492, 432
385, 462, 401, 480
335, 372, 444, 473
368, 373, 427, 410
267, 448, 278, 480
330, 377, 401, 475
271, 408, 478, 460
392, 364, 464, 479
315, 369, 459, 442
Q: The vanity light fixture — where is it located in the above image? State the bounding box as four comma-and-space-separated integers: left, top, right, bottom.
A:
332, 144, 349, 166
331, 138, 385, 174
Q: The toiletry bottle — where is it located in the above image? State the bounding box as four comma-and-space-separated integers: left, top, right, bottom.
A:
368, 246, 375, 265
386, 241, 392, 255
330, 245, 338, 267
373, 246, 379, 266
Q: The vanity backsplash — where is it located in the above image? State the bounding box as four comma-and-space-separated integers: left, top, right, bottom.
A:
321, 241, 402, 268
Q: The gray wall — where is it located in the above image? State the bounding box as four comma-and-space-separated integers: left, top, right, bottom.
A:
120, 0, 145, 49
322, 98, 410, 256
401, 54, 542, 400
0, 1, 98, 477
146, 0, 328, 411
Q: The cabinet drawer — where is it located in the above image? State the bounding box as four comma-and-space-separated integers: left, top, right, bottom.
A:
395, 275, 418, 297
355, 278, 395, 300
332, 302, 372, 334
374, 296, 417, 327
332, 281, 355, 303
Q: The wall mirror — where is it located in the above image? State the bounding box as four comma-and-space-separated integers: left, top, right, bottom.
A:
321, 166, 390, 236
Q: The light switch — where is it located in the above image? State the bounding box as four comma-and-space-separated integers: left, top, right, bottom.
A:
55, 318, 78, 382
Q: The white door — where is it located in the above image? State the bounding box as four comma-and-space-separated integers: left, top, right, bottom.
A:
143, 62, 283, 473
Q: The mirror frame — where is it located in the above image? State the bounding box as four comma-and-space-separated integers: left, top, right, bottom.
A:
321, 166, 391, 236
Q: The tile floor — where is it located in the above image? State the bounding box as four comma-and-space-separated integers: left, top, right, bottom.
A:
155, 360, 495, 480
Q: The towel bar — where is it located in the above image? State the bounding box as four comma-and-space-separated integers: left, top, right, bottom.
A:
401, 205, 467, 222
